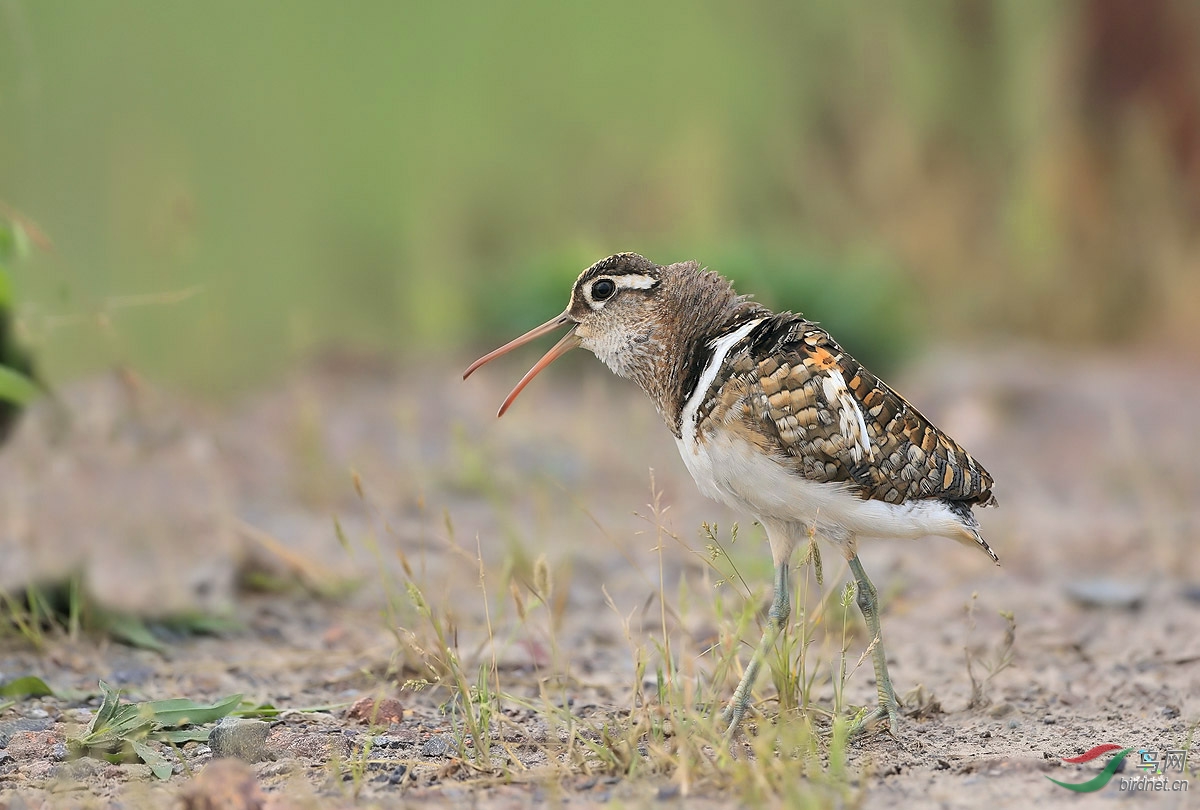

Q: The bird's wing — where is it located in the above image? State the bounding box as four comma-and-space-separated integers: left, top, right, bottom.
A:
701, 315, 995, 506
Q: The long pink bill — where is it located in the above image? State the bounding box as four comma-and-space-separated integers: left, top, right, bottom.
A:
462, 312, 581, 417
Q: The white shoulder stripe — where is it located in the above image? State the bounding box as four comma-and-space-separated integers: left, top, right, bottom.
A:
678, 318, 765, 445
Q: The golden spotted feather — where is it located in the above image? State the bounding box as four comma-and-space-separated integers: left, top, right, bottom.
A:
695, 314, 996, 507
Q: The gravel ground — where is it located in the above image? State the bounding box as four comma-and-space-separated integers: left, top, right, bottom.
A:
0, 346, 1197, 808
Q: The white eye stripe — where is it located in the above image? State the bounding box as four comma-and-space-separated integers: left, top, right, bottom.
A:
612, 274, 657, 290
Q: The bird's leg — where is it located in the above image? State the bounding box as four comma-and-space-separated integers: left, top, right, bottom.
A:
847, 554, 899, 736
721, 560, 790, 738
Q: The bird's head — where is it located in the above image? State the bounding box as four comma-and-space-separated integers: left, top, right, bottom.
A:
464, 252, 751, 420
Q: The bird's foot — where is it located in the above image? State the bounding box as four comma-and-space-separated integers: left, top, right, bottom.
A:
849, 698, 899, 738
719, 701, 749, 741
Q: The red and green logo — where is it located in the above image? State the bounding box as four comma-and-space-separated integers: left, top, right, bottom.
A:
1046, 744, 1134, 792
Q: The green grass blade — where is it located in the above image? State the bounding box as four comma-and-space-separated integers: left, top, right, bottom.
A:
0, 676, 55, 699
139, 693, 243, 728
151, 728, 212, 744
99, 614, 169, 653
72, 685, 132, 751
234, 702, 281, 718
231, 700, 348, 718
90, 681, 123, 732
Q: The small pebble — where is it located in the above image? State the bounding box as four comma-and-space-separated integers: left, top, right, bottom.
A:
50, 742, 68, 761
387, 764, 408, 784
420, 736, 450, 758
49, 757, 103, 781
346, 696, 404, 725
257, 758, 301, 777
208, 717, 272, 763
1064, 579, 1145, 610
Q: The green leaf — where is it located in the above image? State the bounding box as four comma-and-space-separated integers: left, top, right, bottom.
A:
233, 700, 347, 718
130, 739, 174, 780
76, 690, 139, 747
151, 728, 212, 744
89, 681, 124, 735
0, 364, 38, 406
136, 693, 243, 728
234, 702, 280, 718
101, 704, 158, 742
99, 614, 168, 653
161, 612, 242, 636
0, 675, 55, 699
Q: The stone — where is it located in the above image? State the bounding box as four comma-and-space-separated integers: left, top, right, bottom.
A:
1064, 579, 1146, 610
208, 718, 272, 763
346, 696, 404, 725
49, 757, 103, 782
2, 731, 62, 761
0, 718, 53, 747
265, 729, 349, 762
420, 736, 450, 758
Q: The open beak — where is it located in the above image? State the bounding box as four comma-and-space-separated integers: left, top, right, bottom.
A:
462, 312, 581, 417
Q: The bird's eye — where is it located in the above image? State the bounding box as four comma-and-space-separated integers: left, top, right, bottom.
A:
591, 279, 616, 301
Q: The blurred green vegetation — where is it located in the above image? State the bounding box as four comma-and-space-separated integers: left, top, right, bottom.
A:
0, 216, 38, 436
1, 1, 1197, 394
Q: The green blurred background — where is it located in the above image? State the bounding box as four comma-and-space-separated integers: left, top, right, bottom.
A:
2, 0, 1198, 394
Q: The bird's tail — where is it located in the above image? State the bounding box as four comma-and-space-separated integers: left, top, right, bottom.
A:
946, 500, 1000, 565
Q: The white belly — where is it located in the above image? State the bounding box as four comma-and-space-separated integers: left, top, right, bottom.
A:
674, 427, 969, 545
672, 316, 972, 547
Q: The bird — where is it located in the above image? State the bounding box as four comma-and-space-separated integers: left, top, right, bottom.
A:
463, 252, 998, 737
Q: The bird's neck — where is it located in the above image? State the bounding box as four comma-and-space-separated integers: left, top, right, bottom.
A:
631, 274, 768, 436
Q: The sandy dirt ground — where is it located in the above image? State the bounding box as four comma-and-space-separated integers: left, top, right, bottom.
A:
0, 346, 1197, 808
